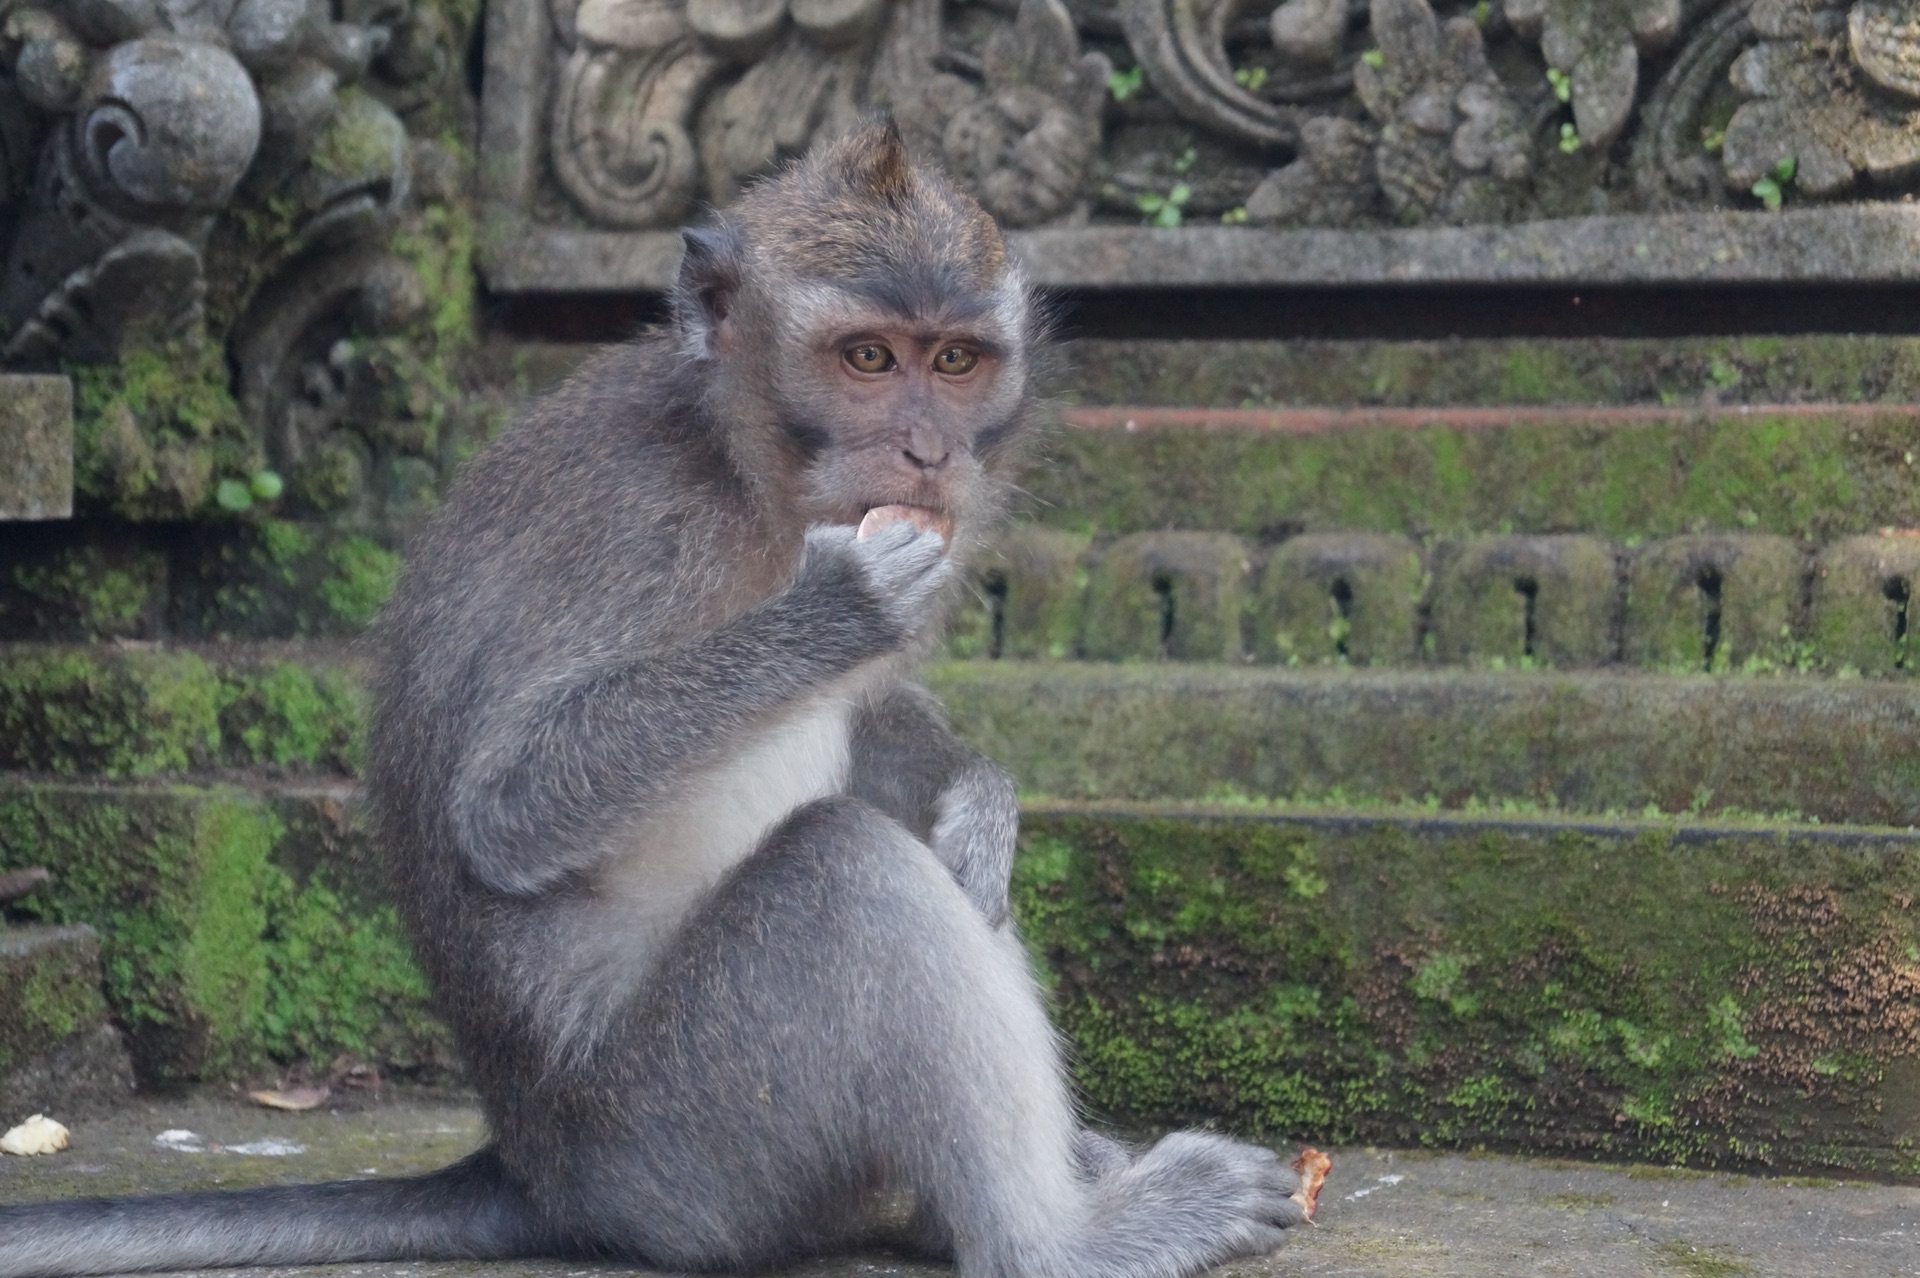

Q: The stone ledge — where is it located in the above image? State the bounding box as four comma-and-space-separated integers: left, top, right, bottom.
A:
482, 204, 1920, 293
1018, 803, 1920, 1177
932, 662, 1920, 827
0, 375, 73, 522
0, 924, 134, 1117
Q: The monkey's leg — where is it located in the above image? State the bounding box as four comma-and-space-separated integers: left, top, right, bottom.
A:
562, 797, 1301, 1278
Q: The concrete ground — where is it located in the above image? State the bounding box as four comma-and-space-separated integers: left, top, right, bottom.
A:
1, 1093, 1916, 1278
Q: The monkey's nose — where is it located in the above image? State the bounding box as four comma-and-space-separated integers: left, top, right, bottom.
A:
903, 427, 948, 470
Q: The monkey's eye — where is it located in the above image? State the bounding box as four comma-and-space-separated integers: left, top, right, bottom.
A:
845, 344, 896, 373
933, 346, 979, 376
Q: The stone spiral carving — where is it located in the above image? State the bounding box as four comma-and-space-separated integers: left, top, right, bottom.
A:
0, 0, 423, 364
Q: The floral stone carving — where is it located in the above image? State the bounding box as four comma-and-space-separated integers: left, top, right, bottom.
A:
1720, 0, 1920, 197
0, 0, 480, 523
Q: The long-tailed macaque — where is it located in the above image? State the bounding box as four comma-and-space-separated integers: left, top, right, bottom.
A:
0, 118, 1305, 1278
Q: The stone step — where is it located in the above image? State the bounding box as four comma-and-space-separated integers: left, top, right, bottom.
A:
0, 923, 134, 1116
1031, 403, 1920, 541
1058, 333, 1920, 410
0, 778, 444, 1086
7, 646, 1916, 826
2, 1094, 1913, 1277
1016, 801, 1920, 1178
931, 663, 1920, 828
9, 773, 1915, 1176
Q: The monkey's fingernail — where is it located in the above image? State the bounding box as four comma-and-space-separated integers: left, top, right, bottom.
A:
857, 505, 953, 548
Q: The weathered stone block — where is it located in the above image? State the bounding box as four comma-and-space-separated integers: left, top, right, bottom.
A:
0, 925, 134, 1116
0, 535, 168, 641
1624, 535, 1803, 672
169, 522, 401, 639
0, 644, 358, 779
1811, 534, 1920, 676
930, 662, 1920, 826
1018, 805, 1920, 1177
1254, 534, 1422, 666
1082, 533, 1251, 662
0, 375, 74, 521
1032, 406, 1919, 543
1429, 536, 1618, 667
0, 780, 444, 1084
948, 528, 1091, 660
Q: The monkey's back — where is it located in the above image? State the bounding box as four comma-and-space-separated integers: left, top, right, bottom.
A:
361, 337, 785, 1097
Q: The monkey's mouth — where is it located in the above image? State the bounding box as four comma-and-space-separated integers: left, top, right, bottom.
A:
857, 504, 954, 547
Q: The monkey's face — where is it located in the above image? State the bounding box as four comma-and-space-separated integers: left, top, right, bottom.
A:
772, 290, 1030, 543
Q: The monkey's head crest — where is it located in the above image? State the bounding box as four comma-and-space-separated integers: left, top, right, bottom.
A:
672, 116, 1018, 354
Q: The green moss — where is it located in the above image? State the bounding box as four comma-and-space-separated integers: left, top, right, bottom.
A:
258, 870, 444, 1066
321, 536, 400, 625
68, 344, 256, 521
1030, 410, 1900, 541
0, 647, 365, 778
1654, 1241, 1757, 1276
1014, 807, 1920, 1175
0, 782, 444, 1082
310, 87, 406, 183
7, 543, 164, 640
0, 648, 223, 777
223, 663, 365, 772
0, 927, 110, 1074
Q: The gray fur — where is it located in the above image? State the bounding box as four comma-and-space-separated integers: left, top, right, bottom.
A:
0, 120, 1304, 1278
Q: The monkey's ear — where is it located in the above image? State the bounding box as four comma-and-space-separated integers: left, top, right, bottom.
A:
673, 224, 743, 357
836, 114, 912, 205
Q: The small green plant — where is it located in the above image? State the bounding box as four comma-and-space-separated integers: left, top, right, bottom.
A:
1172, 146, 1197, 174
1546, 66, 1572, 103
1137, 184, 1191, 228
1559, 121, 1580, 154
1472, 0, 1490, 24
215, 471, 285, 513
1220, 206, 1249, 225
1233, 65, 1268, 91
1702, 125, 1725, 152
1107, 65, 1143, 101
1707, 355, 1741, 390
1360, 48, 1384, 68
1752, 155, 1795, 210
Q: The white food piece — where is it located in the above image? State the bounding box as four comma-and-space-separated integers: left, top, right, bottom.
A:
856, 504, 953, 547
153, 1129, 208, 1152
0, 1114, 69, 1156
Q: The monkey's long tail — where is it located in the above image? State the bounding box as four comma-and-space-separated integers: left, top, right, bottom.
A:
0, 1146, 550, 1278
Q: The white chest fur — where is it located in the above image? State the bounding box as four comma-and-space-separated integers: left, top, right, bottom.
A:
596, 693, 854, 950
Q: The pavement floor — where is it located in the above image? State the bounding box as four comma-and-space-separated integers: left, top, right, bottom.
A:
1, 1092, 1916, 1278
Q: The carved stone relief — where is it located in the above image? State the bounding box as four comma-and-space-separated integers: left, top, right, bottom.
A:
480, 0, 1920, 285
0, 0, 477, 521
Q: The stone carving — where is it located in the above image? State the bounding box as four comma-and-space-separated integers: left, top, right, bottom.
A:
0, 0, 474, 524
1504, 0, 1681, 151
875, 0, 1111, 226
547, 0, 1109, 229
0, 0, 424, 363
1246, 0, 1532, 226
1720, 0, 1920, 198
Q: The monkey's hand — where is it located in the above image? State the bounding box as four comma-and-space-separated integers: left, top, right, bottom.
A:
929, 759, 1018, 927
802, 521, 953, 644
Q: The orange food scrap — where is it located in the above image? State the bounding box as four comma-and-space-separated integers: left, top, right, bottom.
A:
1290, 1147, 1332, 1221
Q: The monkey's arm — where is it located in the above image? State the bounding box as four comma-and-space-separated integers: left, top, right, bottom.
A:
849, 685, 1018, 927
451, 525, 948, 896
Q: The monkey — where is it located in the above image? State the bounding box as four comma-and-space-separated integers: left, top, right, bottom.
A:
0, 117, 1306, 1278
